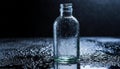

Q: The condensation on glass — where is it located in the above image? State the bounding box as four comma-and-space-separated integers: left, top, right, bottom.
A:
53, 3, 80, 65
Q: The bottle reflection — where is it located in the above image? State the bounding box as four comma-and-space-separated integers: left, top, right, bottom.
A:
54, 62, 80, 69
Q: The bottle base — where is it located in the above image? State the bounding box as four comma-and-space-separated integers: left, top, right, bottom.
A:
54, 56, 78, 64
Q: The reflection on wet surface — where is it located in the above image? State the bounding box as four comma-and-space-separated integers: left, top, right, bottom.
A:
53, 64, 120, 69
81, 65, 107, 69
53, 63, 108, 69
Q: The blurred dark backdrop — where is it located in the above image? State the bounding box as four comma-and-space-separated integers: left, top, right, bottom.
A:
0, 0, 120, 37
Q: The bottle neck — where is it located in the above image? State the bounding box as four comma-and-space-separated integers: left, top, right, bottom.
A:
60, 11, 72, 17
60, 3, 73, 17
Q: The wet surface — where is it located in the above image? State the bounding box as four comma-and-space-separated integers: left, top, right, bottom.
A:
0, 37, 120, 69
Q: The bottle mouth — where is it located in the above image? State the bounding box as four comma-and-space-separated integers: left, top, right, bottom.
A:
60, 3, 72, 8
60, 3, 73, 12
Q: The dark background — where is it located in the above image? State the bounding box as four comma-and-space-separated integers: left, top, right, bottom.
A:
0, 0, 120, 38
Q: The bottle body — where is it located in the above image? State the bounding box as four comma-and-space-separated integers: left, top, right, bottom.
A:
53, 3, 79, 64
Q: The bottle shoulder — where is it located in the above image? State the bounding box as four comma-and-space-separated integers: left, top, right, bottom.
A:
54, 16, 79, 25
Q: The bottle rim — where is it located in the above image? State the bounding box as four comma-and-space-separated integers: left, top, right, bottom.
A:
60, 3, 72, 8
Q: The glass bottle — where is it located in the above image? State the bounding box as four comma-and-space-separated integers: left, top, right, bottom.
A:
53, 3, 80, 64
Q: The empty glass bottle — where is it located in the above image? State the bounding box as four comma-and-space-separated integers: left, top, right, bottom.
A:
53, 3, 80, 64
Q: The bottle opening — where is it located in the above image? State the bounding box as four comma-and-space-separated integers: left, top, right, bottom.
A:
60, 3, 73, 16
60, 3, 72, 8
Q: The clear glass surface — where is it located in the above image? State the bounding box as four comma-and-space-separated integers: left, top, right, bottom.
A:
53, 3, 79, 64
